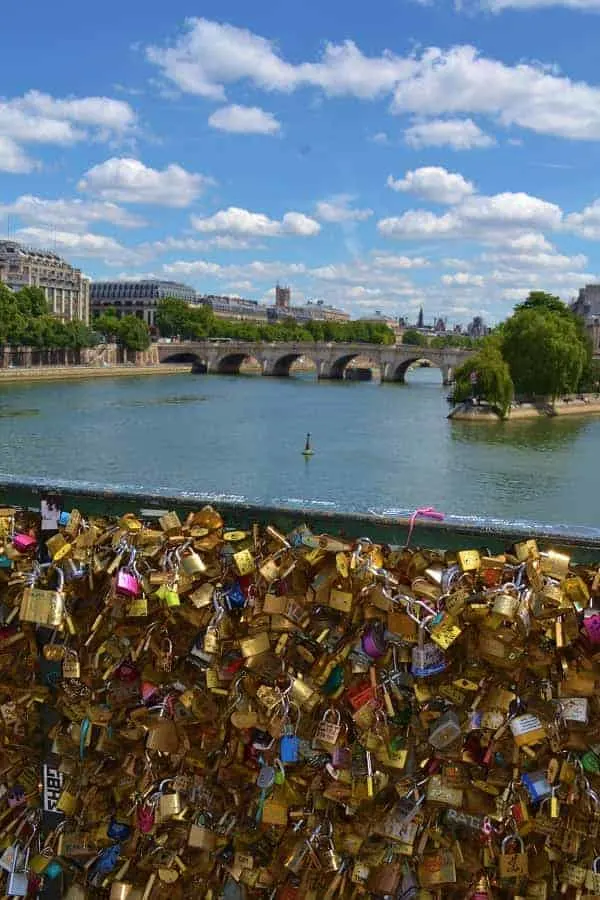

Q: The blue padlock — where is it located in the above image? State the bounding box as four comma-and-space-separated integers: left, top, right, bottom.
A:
225, 583, 246, 610
45, 860, 63, 880
521, 770, 551, 803
280, 733, 300, 764
0, 556, 12, 570
58, 511, 70, 527
91, 843, 121, 879
107, 817, 131, 841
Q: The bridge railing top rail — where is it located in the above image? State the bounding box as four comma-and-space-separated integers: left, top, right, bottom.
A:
0, 473, 598, 559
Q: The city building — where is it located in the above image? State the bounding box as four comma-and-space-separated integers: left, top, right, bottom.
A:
90, 279, 198, 326
0, 240, 90, 323
358, 311, 402, 341
572, 285, 600, 352
275, 284, 291, 309
199, 294, 268, 323
467, 316, 489, 338
268, 299, 350, 324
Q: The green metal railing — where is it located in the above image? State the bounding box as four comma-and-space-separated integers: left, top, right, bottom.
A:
1, 474, 599, 562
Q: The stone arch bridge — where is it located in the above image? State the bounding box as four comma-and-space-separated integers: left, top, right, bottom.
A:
158, 340, 472, 384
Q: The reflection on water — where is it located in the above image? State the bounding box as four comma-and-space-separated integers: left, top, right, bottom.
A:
450, 417, 590, 451
1, 368, 600, 527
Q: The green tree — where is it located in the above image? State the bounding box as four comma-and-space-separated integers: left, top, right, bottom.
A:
117, 316, 151, 351
93, 311, 121, 342
15, 286, 49, 318
156, 298, 195, 338
501, 300, 588, 400
402, 329, 428, 347
454, 347, 514, 418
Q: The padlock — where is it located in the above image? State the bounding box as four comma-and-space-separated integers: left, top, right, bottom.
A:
188, 814, 216, 850
367, 851, 402, 894
411, 614, 447, 678
492, 587, 520, 619
560, 860, 587, 890
157, 780, 181, 818
498, 834, 529, 879
428, 709, 461, 749
313, 708, 342, 749
510, 713, 546, 747
7, 844, 29, 897
180, 549, 206, 577
586, 857, 600, 892
12, 533, 36, 553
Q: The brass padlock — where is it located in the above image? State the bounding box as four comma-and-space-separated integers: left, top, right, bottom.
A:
158, 781, 181, 819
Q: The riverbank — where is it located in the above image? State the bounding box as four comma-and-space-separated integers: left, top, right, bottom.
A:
449, 397, 600, 421
0, 363, 188, 384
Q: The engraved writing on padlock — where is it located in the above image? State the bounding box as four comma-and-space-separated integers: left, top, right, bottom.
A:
313, 708, 342, 748
498, 835, 528, 879
411, 615, 446, 678
586, 857, 600, 892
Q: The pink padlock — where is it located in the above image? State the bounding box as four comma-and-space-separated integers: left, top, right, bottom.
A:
116, 568, 141, 597
136, 801, 156, 833
584, 607, 600, 644
12, 533, 37, 553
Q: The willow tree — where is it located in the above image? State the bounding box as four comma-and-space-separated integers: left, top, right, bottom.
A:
454, 345, 514, 418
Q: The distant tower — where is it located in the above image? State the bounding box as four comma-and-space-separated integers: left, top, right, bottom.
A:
275, 284, 291, 309
417, 306, 424, 328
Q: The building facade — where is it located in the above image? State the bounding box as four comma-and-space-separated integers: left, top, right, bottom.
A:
571, 285, 600, 352
0, 240, 90, 324
268, 299, 350, 324
199, 294, 268, 323
90, 279, 198, 326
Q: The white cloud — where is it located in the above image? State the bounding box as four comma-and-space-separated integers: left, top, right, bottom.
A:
0, 137, 35, 173
14, 227, 137, 264
370, 132, 389, 144
387, 166, 475, 204
316, 194, 373, 223
371, 254, 429, 269
147, 19, 415, 101
208, 104, 281, 134
0, 195, 145, 229
391, 45, 600, 141
78, 158, 210, 207
146, 20, 600, 143
191, 206, 320, 237
379, 191, 563, 240
565, 200, 600, 240
0, 91, 136, 170
404, 118, 494, 149
442, 272, 485, 287
162, 260, 224, 277
482, 0, 600, 10
282, 212, 321, 236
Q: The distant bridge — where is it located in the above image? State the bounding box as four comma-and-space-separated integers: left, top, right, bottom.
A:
157, 340, 472, 384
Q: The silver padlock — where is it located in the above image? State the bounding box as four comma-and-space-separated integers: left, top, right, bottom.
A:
411, 614, 446, 678
7, 843, 29, 897
428, 709, 461, 749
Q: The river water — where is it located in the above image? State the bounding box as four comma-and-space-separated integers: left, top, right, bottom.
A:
0, 368, 599, 528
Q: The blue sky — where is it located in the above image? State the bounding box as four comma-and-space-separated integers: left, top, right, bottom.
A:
3, 0, 600, 324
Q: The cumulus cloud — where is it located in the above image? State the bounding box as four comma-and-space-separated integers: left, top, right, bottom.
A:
315, 194, 373, 223
442, 272, 485, 287
146, 18, 413, 101
481, 0, 600, 11
191, 206, 320, 237
14, 227, 139, 264
208, 104, 281, 134
404, 118, 494, 149
387, 166, 475, 204
565, 200, 600, 240
0, 195, 145, 229
0, 137, 35, 173
78, 158, 210, 207
379, 190, 563, 240
146, 20, 600, 142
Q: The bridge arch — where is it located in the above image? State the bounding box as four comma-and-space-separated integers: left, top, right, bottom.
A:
214, 352, 262, 375
160, 351, 208, 373
385, 356, 450, 383
267, 352, 318, 377
328, 352, 380, 381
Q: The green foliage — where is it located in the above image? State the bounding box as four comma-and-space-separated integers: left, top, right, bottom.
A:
501, 292, 588, 399
154, 299, 396, 344
401, 329, 428, 347
454, 347, 514, 417
0, 283, 96, 350
114, 316, 151, 351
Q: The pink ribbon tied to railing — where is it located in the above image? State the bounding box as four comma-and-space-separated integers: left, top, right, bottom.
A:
405, 506, 445, 548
